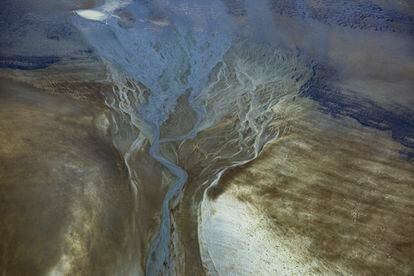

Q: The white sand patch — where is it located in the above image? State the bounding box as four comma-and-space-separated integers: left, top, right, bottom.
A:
75, 9, 109, 22
199, 192, 344, 275
74, 0, 132, 22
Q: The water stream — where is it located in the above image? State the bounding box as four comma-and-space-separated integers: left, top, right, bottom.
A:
73, 0, 234, 274
72, 1, 312, 274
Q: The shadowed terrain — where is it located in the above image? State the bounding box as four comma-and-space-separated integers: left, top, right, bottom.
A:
0, 80, 133, 275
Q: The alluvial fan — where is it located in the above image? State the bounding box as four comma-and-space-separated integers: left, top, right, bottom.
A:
1, 0, 413, 275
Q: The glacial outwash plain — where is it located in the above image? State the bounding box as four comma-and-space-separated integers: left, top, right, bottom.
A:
0, 0, 413, 275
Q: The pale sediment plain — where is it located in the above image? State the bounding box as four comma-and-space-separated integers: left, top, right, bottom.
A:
1, 0, 414, 275
200, 100, 414, 275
